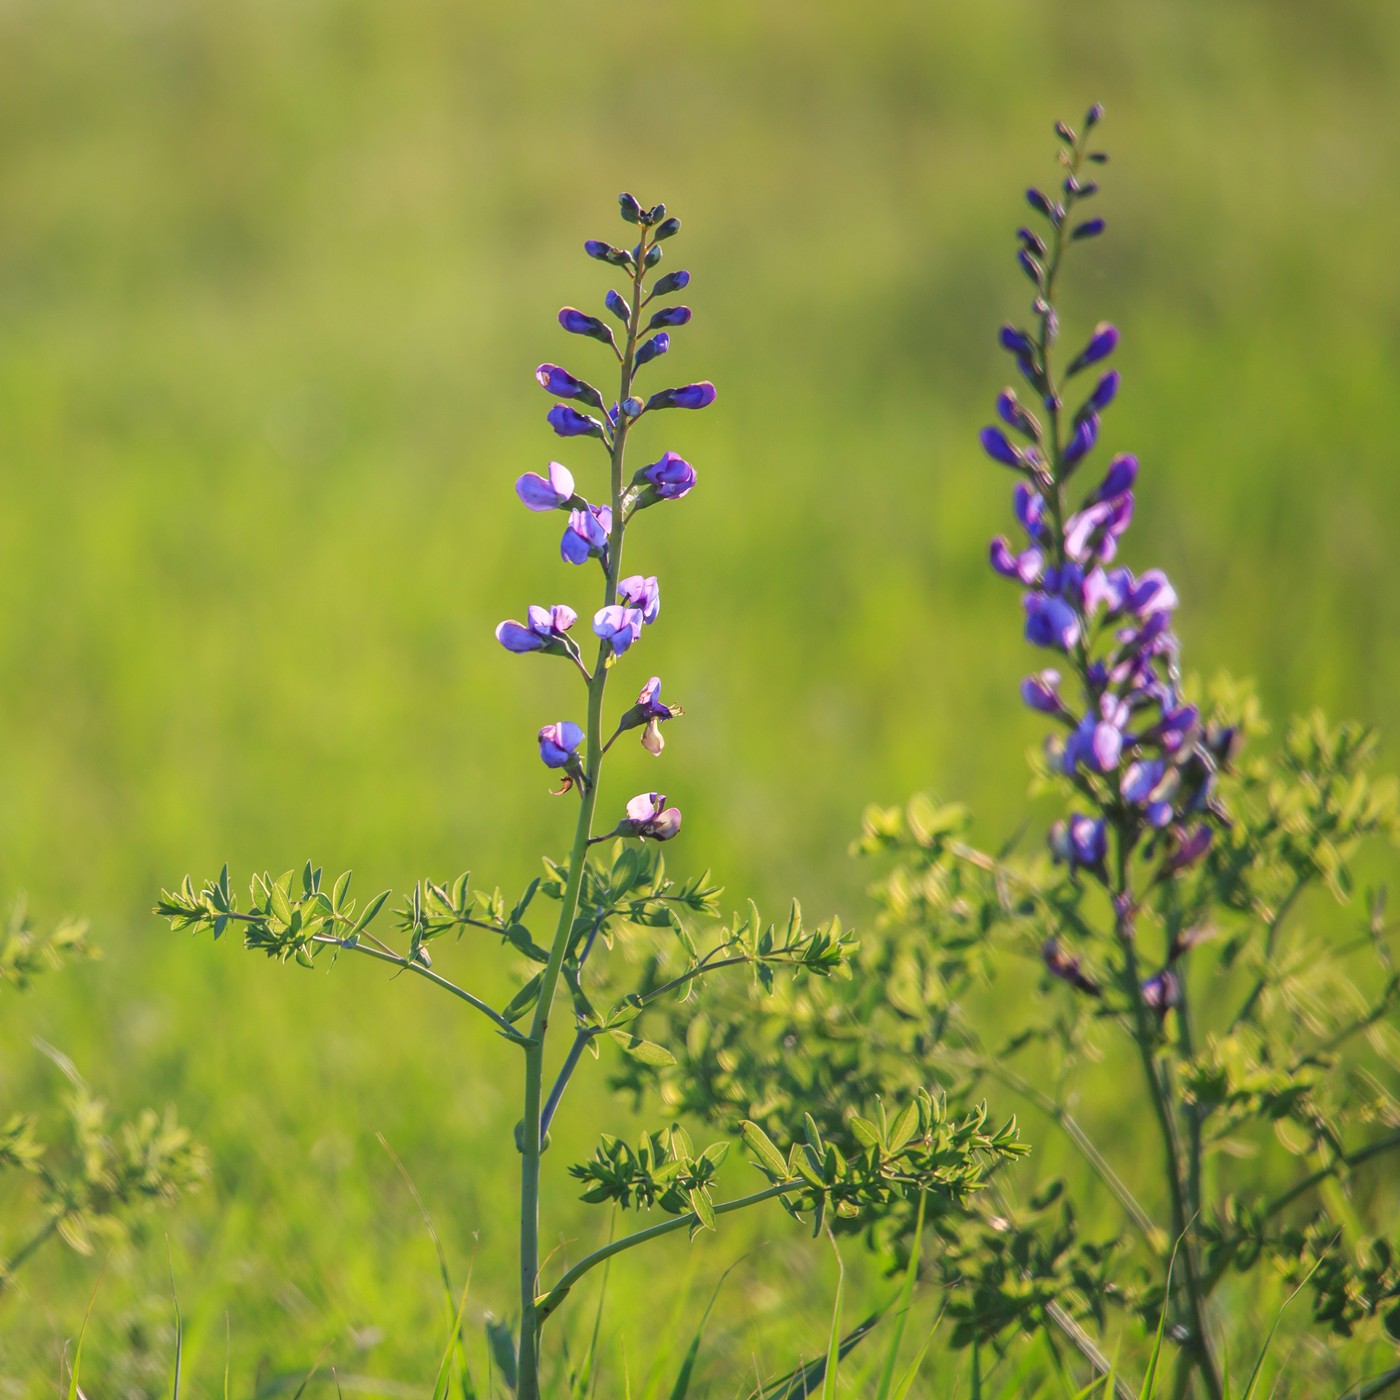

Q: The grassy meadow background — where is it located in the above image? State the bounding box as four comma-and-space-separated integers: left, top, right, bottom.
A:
2, 0, 1399, 1391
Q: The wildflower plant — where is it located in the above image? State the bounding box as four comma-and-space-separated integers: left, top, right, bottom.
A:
617, 112, 1400, 1397
157, 196, 1023, 1396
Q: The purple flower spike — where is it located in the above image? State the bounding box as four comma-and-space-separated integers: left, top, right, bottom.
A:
980, 426, 1023, 469
652, 270, 690, 296
638, 450, 696, 501
635, 333, 670, 367
561, 504, 612, 565
495, 604, 578, 654
1021, 670, 1063, 713
548, 404, 604, 438
622, 791, 682, 841
538, 721, 584, 769
593, 605, 644, 656
618, 574, 660, 624
1067, 321, 1119, 376
645, 382, 716, 412
1024, 592, 1081, 651
515, 462, 576, 512
536, 364, 602, 408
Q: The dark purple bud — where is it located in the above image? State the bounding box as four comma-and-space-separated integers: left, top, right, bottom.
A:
643, 244, 663, 269
1087, 151, 1109, 165
1050, 814, 1107, 873
515, 462, 576, 512
618, 573, 660, 624
646, 203, 666, 223
618, 193, 643, 224
1024, 593, 1081, 651
548, 403, 604, 439
1141, 969, 1181, 1012
605, 290, 630, 324
999, 324, 1035, 358
621, 791, 682, 841
1022, 670, 1063, 714
559, 307, 619, 350
1087, 370, 1121, 414
997, 389, 1038, 438
979, 426, 1023, 469
584, 239, 633, 269
1162, 826, 1213, 877
652, 270, 690, 297
535, 363, 604, 411
1071, 218, 1106, 241
645, 382, 716, 412
1067, 322, 1118, 376
1062, 412, 1099, 468
1054, 119, 1075, 143
621, 396, 644, 418
635, 333, 670, 368
647, 305, 692, 332
1026, 187, 1055, 220
1018, 249, 1043, 285
652, 216, 681, 241
1122, 758, 1167, 806
636, 450, 696, 501
1065, 175, 1098, 199
1043, 938, 1101, 996
1016, 226, 1048, 258
592, 604, 645, 656
1085, 102, 1104, 128
538, 721, 585, 769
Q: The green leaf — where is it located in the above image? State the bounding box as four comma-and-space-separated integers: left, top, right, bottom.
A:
886, 1101, 920, 1155
348, 889, 391, 938
608, 1030, 676, 1067
689, 1188, 716, 1234
741, 1121, 789, 1178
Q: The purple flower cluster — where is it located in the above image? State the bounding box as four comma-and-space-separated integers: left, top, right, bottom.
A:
496, 195, 715, 832
983, 108, 1232, 940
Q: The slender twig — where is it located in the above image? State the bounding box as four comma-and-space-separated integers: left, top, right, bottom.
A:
540, 1029, 593, 1141
306, 934, 530, 1044
534, 1181, 800, 1325
1229, 874, 1308, 1030
0, 1217, 60, 1292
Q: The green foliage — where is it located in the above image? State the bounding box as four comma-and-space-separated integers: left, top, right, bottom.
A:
1, 906, 207, 1299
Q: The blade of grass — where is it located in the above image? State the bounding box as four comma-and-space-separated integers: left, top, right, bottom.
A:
434, 1279, 477, 1400
1340, 1362, 1400, 1400
1239, 1250, 1330, 1400
1140, 1234, 1181, 1400
65, 1257, 108, 1400
820, 1228, 846, 1400
168, 1242, 184, 1400
874, 1193, 926, 1400
666, 1256, 749, 1400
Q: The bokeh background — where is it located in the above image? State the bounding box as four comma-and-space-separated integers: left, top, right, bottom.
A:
2, 0, 1398, 1391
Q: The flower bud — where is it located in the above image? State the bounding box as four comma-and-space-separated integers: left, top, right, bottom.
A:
584, 239, 633, 269
1066, 322, 1118, 376
605, 290, 630, 324
634, 450, 696, 501
635, 333, 670, 368
618, 193, 643, 224
652, 270, 690, 297
1085, 101, 1104, 128
547, 404, 604, 439
979, 426, 1023, 469
559, 307, 620, 350
652, 216, 681, 241
645, 382, 716, 412
647, 306, 692, 332
1071, 218, 1106, 241
536, 363, 604, 410
643, 244, 663, 268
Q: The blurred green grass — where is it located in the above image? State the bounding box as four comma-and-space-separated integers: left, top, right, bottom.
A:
1, 0, 1398, 1391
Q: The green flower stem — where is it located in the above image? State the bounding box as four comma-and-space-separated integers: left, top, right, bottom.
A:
1115, 898, 1223, 1400
516, 232, 651, 1400
0, 1217, 59, 1293
534, 1181, 800, 1326
306, 933, 531, 1044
